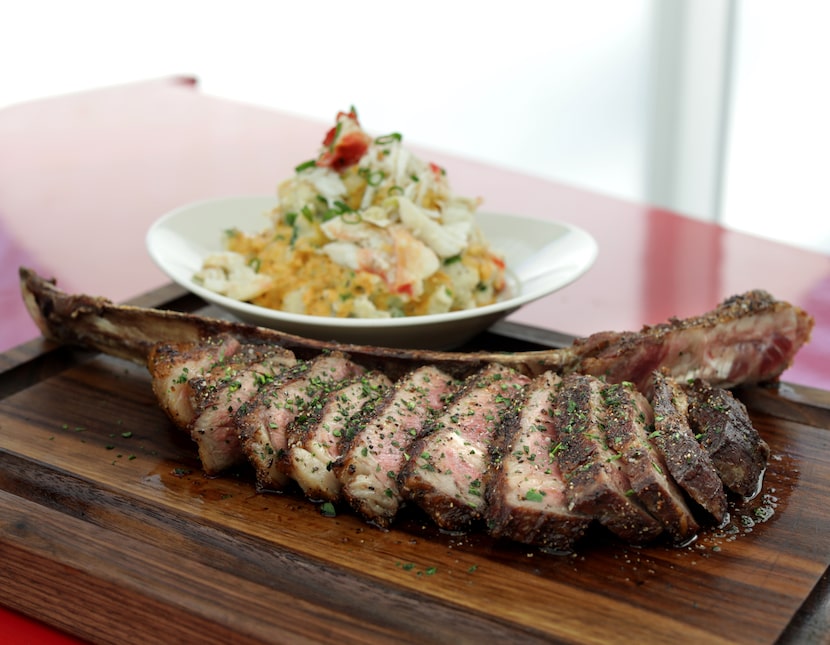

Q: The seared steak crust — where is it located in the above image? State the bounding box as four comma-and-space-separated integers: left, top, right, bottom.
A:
650, 371, 728, 523
235, 352, 365, 491
188, 344, 297, 474
551, 374, 663, 544
571, 289, 814, 394
601, 381, 699, 542
486, 372, 592, 552
684, 379, 770, 498
148, 335, 242, 429
399, 363, 530, 531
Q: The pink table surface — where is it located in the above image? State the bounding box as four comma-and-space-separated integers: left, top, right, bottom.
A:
1, 76, 829, 643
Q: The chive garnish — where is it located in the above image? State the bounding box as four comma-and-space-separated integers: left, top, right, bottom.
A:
329, 122, 343, 151
294, 159, 317, 172
374, 132, 402, 144
358, 167, 386, 186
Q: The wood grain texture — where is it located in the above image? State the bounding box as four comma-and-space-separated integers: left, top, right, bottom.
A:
0, 300, 828, 644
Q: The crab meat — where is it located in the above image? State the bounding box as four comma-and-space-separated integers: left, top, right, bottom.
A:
388, 225, 440, 296
193, 252, 273, 301
398, 197, 471, 258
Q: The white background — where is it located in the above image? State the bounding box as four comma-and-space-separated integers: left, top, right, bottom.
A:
1, 0, 828, 254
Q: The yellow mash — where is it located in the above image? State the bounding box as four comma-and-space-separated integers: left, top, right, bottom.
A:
194, 108, 506, 318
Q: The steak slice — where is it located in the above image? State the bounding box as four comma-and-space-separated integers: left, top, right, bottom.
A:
600, 381, 699, 542
148, 335, 242, 429
188, 344, 297, 474
486, 371, 592, 552
289, 370, 392, 502
235, 352, 365, 491
551, 374, 664, 544
650, 371, 728, 523
683, 378, 770, 498
399, 363, 530, 531
337, 365, 456, 527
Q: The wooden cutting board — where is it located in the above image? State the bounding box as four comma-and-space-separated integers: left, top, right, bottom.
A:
0, 288, 828, 644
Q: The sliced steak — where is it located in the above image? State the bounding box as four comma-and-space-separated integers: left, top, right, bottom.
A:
650, 371, 728, 523
148, 335, 243, 429
337, 365, 456, 527
486, 371, 592, 552
289, 370, 393, 502
551, 374, 664, 544
600, 381, 699, 542
188, 344, 297, 474
235, 352, 365, 491
399, 363, 530, 532
683, 378, 770, 498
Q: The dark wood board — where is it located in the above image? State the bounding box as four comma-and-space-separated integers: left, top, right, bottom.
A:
0, 288, 828, 644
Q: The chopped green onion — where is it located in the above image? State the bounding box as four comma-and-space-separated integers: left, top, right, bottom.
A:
329, 122, 343, 151
374, 132, 402, 144
358, 167, 386, 186
322, 200, 353, 221
388, 185, 405, 195
294, 159, 317, 173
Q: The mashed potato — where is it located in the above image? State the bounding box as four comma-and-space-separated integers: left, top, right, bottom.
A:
194, 108, 506, 318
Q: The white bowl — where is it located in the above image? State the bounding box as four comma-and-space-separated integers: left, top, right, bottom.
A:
146, 196, 598, 349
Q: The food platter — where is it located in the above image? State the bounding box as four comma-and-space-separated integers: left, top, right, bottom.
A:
146, 195, 598, 348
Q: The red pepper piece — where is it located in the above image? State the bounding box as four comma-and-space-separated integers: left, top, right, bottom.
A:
318, 131, 371, 170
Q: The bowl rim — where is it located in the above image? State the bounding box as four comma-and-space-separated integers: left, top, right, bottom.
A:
146, 194, 599, 331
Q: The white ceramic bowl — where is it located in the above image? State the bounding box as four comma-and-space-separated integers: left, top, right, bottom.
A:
146, 195, 598, 349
